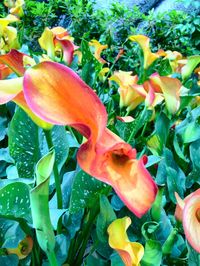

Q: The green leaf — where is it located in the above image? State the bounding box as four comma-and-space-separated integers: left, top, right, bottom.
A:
9, 108, 40, 179
158, 59, 172, 76
110, 252, 124, 266
188, 244, 200, 266
96, 195, 116, 243
81, 39, 102, 87
0, 255, 18, 266
141, 240, 162, 266
0, 116, 7, 141
0, 182, 31, 223
30, 150, 55, 253
69, 170, 110, 214
0, 218, 25, 248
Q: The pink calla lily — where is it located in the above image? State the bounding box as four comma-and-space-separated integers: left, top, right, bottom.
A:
175, 189, 200, 253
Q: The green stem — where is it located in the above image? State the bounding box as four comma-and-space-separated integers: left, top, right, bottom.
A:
47, 251, 59, 266
75, 206, 100, 266
44, 129, 63, 210
44, 130, 63, 234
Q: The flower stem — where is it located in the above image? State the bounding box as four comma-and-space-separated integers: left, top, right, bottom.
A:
43, 129, 63, 210
47, 251, 59, 266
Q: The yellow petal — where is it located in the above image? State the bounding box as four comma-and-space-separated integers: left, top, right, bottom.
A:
108, 217, 144, 266
0, 77, 23, 104
38, 27, 55, 59
129, 35, 159, 69
89, 39, 108, 63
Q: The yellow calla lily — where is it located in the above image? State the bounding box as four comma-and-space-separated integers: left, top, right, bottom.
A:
129, 35, 160, 70
0, 15, 19, 52
89, 39, 108, 64
108, 217, 144, 266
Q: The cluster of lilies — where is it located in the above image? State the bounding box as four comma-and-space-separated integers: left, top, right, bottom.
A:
0, 2, 200, 264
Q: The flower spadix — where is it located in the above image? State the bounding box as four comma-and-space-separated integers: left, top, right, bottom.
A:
22, 61, 157, 217
175, 189, 200, 253
107, 217, 144, 266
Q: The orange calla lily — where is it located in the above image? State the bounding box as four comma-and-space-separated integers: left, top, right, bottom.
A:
0, 50, 52, 130
108, 217, 144, 266
129, 35, 160, 70
89, 39, 108, 64
175, 189, 200, 253
38, 26, 78, 65
0, 63, 12, 79
22, 61, 157, 217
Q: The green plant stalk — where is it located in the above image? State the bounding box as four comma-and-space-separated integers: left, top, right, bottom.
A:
44, 129, 63, 210
47, 251, 59, 266
75, 206, 100, 266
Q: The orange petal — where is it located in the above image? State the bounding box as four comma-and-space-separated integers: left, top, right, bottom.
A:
108, 217, 144, 266
0, 49, 26, 76
23, 61, 107, 139
84, 129, 158, 217
0, 64, 13, 79
183, 194, 200, 253
129, 35, 159, 69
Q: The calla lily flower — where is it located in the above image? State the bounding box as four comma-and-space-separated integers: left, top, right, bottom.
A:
0, 63, 12, 79
0, 50, 52, 130
6, 236, 33, 259
175, 190, 200, 253
38, 26, 78, 65
107, 217, 144, 266
110, 71, 181, 114
129, 35, 160, 70
5, 0, 25, 17
20, 61, 157, 217
89, 39, 108, 64
109, 71, 145, 111
0, 14, 20, 52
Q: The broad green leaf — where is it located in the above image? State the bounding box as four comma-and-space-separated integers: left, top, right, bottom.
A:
110, 252, 124, 266
9, 108, 40, 179
0, 255, 18, 266
141, 240, 162, 266
96, 195, 116, 243
69, 170, 109, 214
188, 244, 200, 266
158, 59, 172, 76
0, 218, 25, 248
0, 182, 31, 223
151, 187, 164, 222
0, 116, 7, 141
30, 151, 55, 254
86, 255, 109, 266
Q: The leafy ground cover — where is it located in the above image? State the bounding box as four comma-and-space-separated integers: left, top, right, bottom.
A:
0, 0, 200, 265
